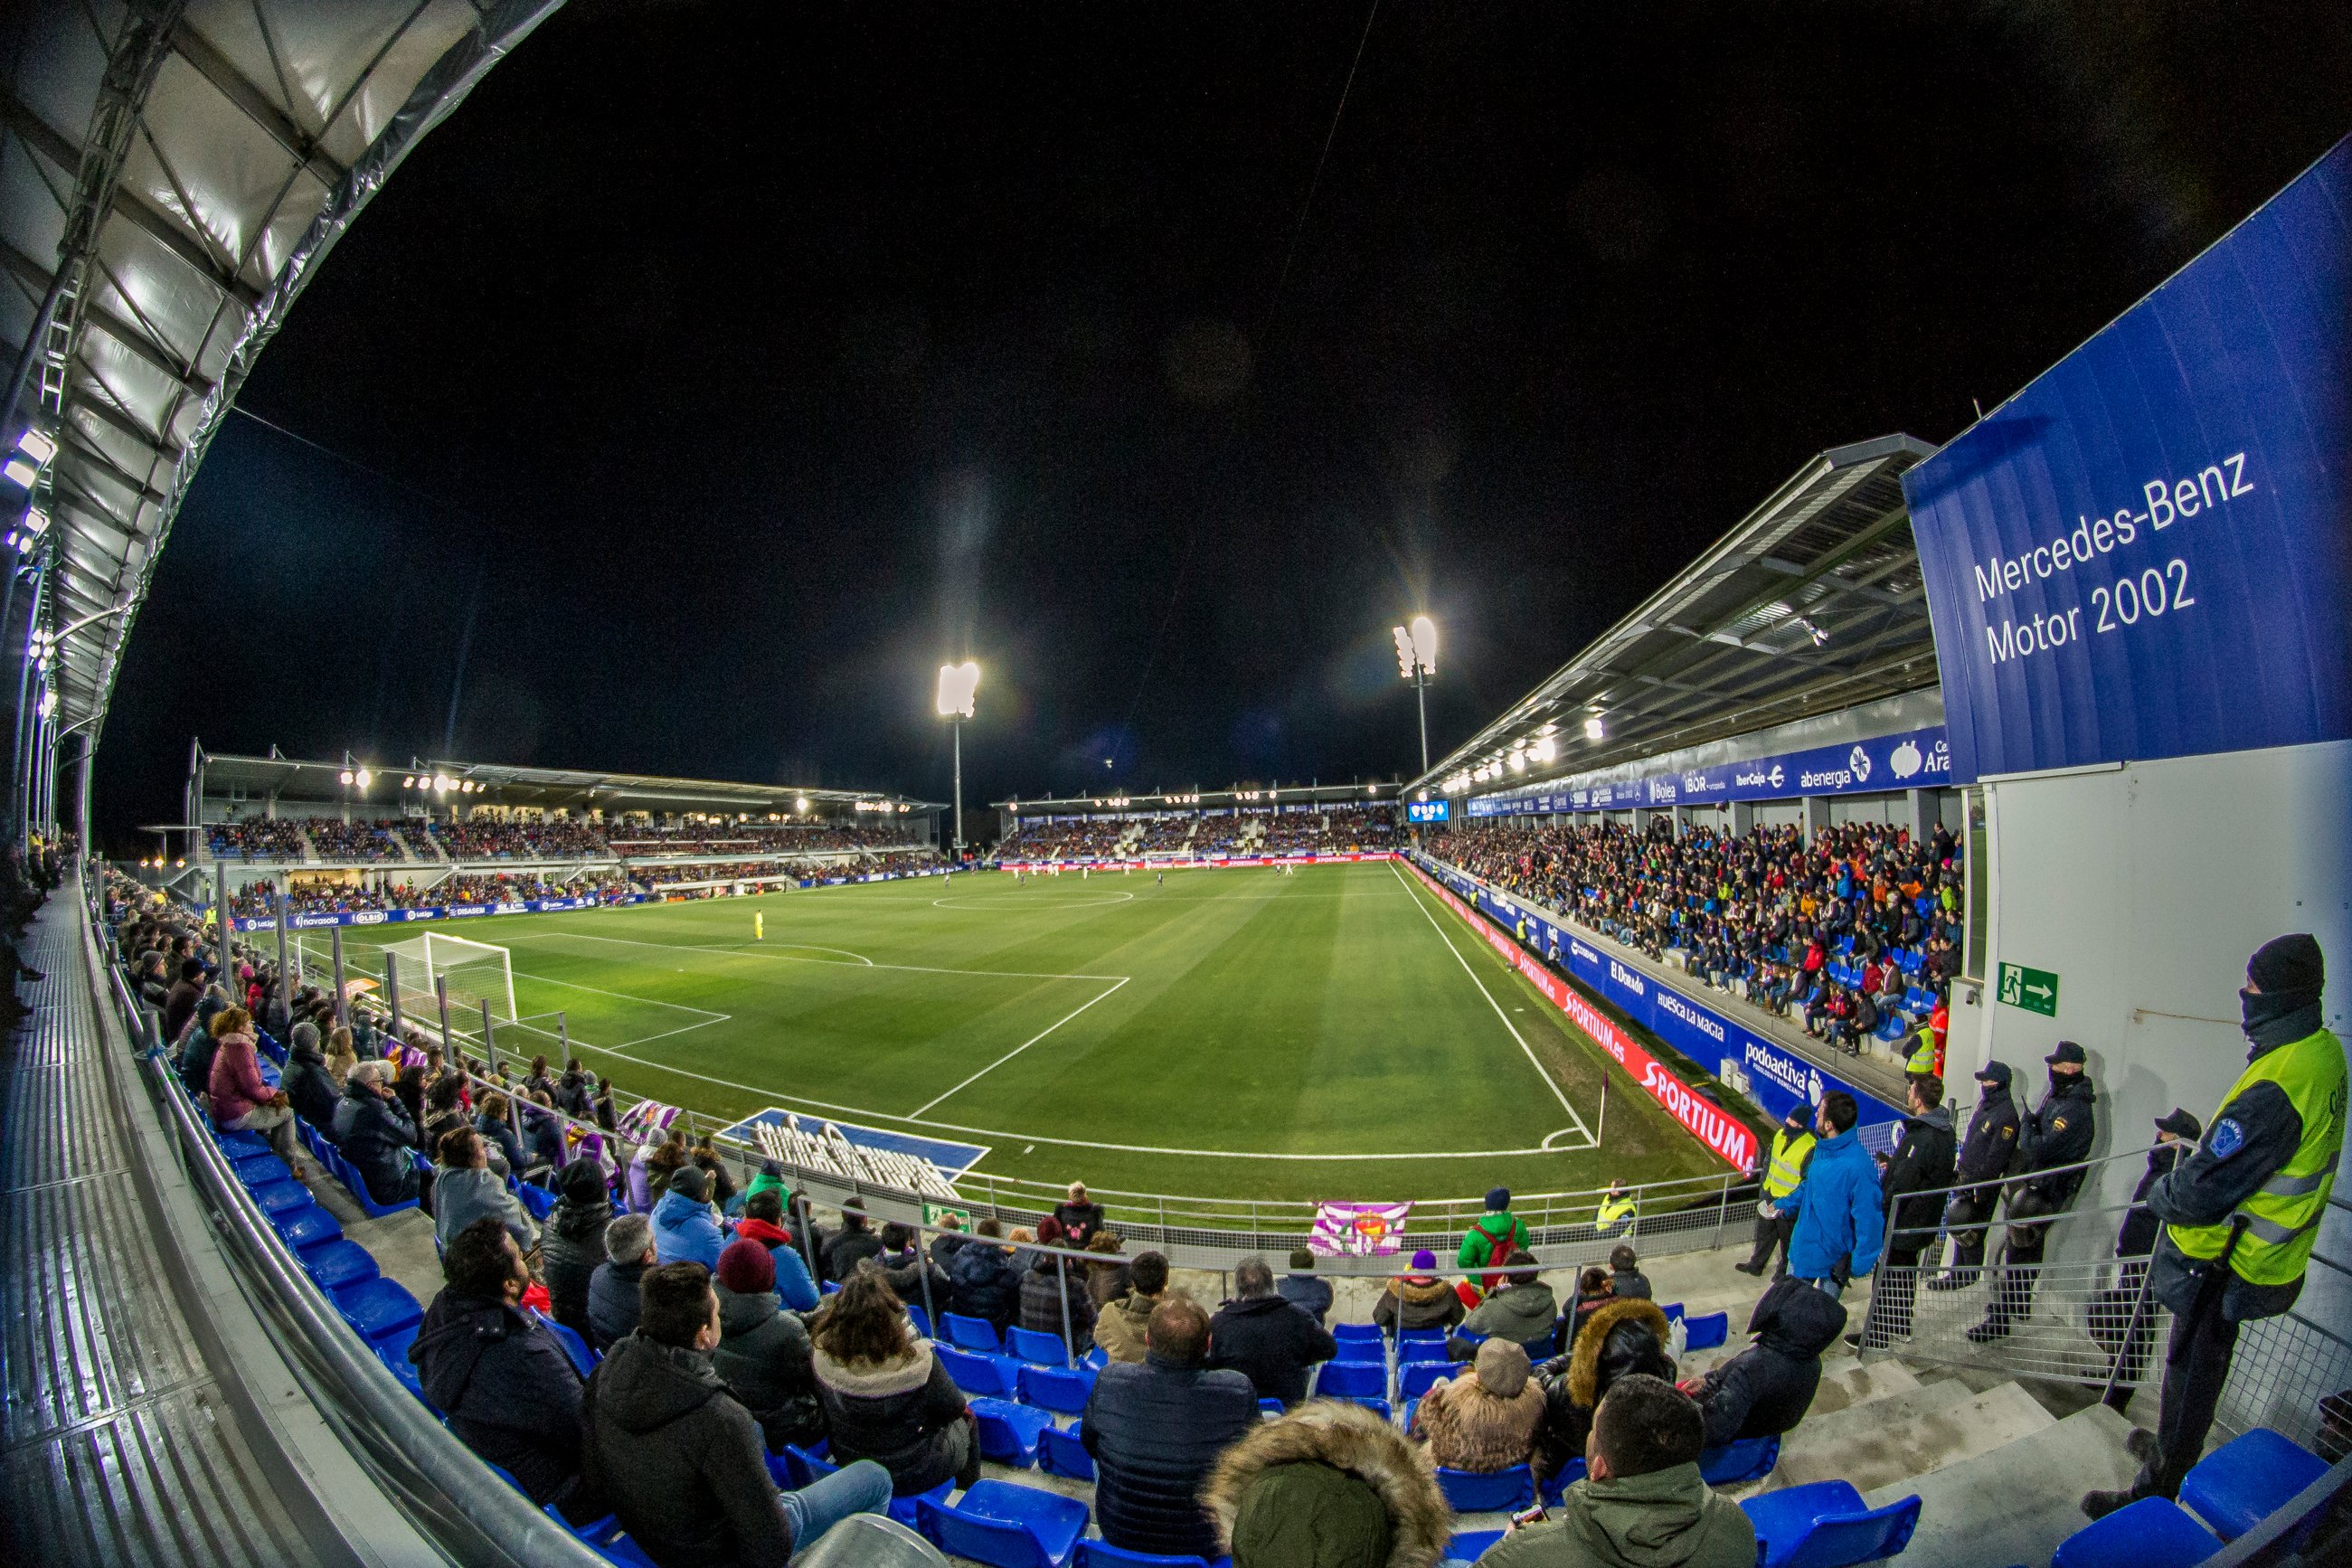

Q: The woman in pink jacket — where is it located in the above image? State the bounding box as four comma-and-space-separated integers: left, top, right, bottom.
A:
208, 1006, 297, 1161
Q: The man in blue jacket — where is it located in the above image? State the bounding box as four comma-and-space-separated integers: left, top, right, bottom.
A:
1772, 1091, 1884, 1300
652, 1163, 724, 1270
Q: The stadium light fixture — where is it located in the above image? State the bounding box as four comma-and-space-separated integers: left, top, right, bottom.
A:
355, 769, 372, 789
795, 797, 808, 813
13, 428, 57, 467
936, 661, 979, 860
338, 769, 354, 785
1, 457, 34, 489
1534, 736, 1557, 763
22, 505, 48, 536
1584, 715, 1606, 742
1390, 614, 1438, 775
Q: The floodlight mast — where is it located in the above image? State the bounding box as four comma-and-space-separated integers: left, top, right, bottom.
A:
1392, 615, 1438, 774
936, 661, 979, 859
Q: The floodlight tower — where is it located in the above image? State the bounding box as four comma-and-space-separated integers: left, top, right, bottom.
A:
936, 660, 979, 859
1392, 615, 1438, 774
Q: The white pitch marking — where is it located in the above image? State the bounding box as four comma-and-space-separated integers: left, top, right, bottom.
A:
1388, 860, 1596, 1143
932, 892, 1136, 912
905, 976, 1131, 1116
504, 929, 1123, 985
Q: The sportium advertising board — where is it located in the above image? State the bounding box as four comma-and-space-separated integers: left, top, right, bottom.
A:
1903, 134, 2352, 783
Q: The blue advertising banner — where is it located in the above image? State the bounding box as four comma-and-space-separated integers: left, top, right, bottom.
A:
1405, 799, 1450, 823
1468, 724, 1951, 818
1419, 855, 1905, 1147
1903, 135, 2352, 782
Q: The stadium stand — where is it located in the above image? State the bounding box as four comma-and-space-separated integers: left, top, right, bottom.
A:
427, 818, 613, 861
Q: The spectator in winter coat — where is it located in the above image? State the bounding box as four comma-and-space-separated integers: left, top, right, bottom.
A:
1413, 1339, 1545, 1473
412, 1217, 605, 1524
541, 1160, 613, 1337
279, 1021, 340, 1131
874, 1223, 951, 1314
1083, 1295, 1261, 1559
1206, 1256, 1337, 1407
926, 1215, 968, 1277
330, 1062, 420, 1206
1775, 1092, 1884, 1298
733, 1190, 819, 1312
1277, 1248, 1333, 1326
1928, 1060, 2019, 1289
163, 957, 204, 1047
1856, 1075, 1956, 1349
208, 1010, 297, 1160
589, 1214, 657, 1352
821, 1198, 883, 1282
470, 1091, 526, 1176
1020, 1245, 1099, 1355
808, 1270, 981, 1497
1372, 1251, 1466, 1336
1053, 1182, 1107, 1248
1687, 1276, 1847, 1448
1095, 1251, 1174, 1364
585, 1263, 891, 1565
1459, 1188, 1533, 1292
1204, 1400, 1451, 1568
1531, 1296, 1674, 1484
713, 1239, 825, 1453
652, 1164, 723, 1271
1606, 1244, 1652, 1301
1450, 1252, 1559, 1359
945, 1220, 1022, 1330
434, 1127, 539, 1260
1085, 1232, 1134, 1311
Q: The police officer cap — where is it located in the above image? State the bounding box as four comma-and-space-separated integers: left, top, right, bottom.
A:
2249, 933, 2325, 998
1973, 1060, 2012, 1089
2153, 1107, 2203, 1139
2045, 1040, 2087, 1066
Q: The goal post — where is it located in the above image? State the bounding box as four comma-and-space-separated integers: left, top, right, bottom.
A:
379, 931, 517, 1025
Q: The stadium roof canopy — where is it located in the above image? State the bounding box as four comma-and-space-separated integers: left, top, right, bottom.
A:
194, 747, 940, 817
1412, 434, 1942, 798
1, 1, 562, 744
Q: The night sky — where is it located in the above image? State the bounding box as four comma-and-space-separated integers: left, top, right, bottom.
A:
90, 1, 2352, 849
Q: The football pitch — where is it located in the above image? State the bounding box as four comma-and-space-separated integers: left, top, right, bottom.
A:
308, 861, 1726, 1207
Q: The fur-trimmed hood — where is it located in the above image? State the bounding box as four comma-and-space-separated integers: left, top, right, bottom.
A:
1204, 1399, 1451, 1568
1384, 1275, 1454, 1306
1567, 1297, 1673, 1406
809, 1338, 934, 1400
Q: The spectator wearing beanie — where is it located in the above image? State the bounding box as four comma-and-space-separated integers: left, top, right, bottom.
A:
1278, 1247, 1333, 1326
1204, 1400, 1450, 1568
542, 1160, 613, 1337
822, 1197, 883, 1282
279, 1020, 339, 1130
734, 1189, 819, 1312
713, 1238, 825, 1453
1082, 1296, 1260, 1559
1374, 1250, 1467, 1336
653, 1163, 723, 1270
1459, 1187, 1532, 1293
1207, 1255, 1337, 1408
1413, 1338, 1545, 1473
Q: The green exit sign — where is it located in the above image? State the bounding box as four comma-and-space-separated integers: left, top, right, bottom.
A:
1998, 961, 2060, 1017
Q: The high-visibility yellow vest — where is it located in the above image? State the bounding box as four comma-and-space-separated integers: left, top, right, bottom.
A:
1597, 1193, 1638, 1231
2168, 1027, 2347, 1287
1906, 1026, 1938, 1076
1764, 1127, 1815, 1200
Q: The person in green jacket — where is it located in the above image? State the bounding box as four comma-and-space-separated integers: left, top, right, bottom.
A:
1459, 1187, 1533, 1291
1482, 1373, 1757, 1568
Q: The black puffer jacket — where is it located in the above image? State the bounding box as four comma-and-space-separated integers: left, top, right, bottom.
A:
713, 1283, 823, 1452
411, 1292, 596, 1516
1019, 1254, 1098, 1354
541, 1167, 611, 1337
1881, 1105, 1958, 1245
587, 1256, 648, 1353
1694, 1277, 1848, 1448
1205, 1294, 1337, 1408
810, 1341, 975, 1497
876, 1247, 950, 1313
329, 1080, 420, 1205
583, 1334, 796, 1568
1082, 1353, 1260, 1559
1532, 1298, 1674, 1481
821, 1222, 884, 1284
947, 1241, 1023, 1329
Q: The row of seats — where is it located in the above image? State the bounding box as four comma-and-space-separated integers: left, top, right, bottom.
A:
2053, 1427, 2334, 1567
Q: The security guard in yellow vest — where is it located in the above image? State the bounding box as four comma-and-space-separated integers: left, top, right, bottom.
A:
1903, 1022, 1939, 1081
2082, 934, 2346, 1520
1736, 1105, 1816, 1277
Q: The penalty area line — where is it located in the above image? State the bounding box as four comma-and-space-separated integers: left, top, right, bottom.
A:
905, 977, 1131, 1117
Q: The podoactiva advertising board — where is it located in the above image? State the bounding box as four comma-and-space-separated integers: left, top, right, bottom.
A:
1903, 134, 2351, 783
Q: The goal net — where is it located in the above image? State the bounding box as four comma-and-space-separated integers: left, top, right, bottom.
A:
381, 931, 517, 1025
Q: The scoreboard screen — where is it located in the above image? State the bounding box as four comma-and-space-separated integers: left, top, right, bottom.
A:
1405, 799, 1450, 823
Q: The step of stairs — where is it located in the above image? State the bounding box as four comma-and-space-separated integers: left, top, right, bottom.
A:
1860, 1403, 2140, 1568
1762, 1377, 2054, 1494
1804, 1354, 1922, 1418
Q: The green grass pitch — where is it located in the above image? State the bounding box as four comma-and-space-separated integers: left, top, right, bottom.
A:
308, 860, 1727, 1209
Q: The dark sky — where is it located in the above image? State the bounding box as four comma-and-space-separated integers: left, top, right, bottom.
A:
91, 0, 2352, 849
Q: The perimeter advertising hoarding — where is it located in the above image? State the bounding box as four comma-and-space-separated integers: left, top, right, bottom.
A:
1903, 135, 2352, 783
1415, 855, 1904, 1152
1468, 724, 1951, 818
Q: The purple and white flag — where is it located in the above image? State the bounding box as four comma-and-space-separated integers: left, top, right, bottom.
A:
1311, 1200, 1413, 1257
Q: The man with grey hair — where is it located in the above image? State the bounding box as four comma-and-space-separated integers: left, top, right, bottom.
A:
329, 1057, 420, 1207
1207, 1254, 1337, 1407
587, 1213, 657, 1352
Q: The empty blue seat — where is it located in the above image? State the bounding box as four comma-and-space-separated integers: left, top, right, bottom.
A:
1329, 1337, 1387, 1365
1318, 1361, 1388, 1400
1698, 1434, 1779, 1486
972, 1397, 1052, 1467
1018, 1363, 1096, 1415
1333, 1323, 1384, 1343
1259, 1398, 1284, 1418
1339, 1396, 1391, 1422
2052, 1497, 2219, 1568
943, 1312, 1005, 1353
1739, 1480, 1921, 1568
215, 1129, 271, 1158
300, 1239, 382, 1292
1683, 1311, 1730, 1351
1081, 1345, 1108, 1371
1076, 1541, 1226, 1567
1008, 1326, 1073, 1367
270, 1202, 343, 1252
1444, 1530, 1503, 1563
918, 1478, 1091, 1568
378, 1339, 433, 1410
333, 1277, 423, 1346
938, 1344, 1023, 1398
1400, 1360, 1453, 1399
231, 1150, 290, 1185
342, 1164, 420, 1218
532, 1310, 598, 1377
1436, 1465, 1535, 1513
1039, 1424, 1095, 1482
514, 1181, 557, 1221
1398, 1327, 1449, 1349
247, 1178, 313, 1218
2178, 1427, 2329, 1541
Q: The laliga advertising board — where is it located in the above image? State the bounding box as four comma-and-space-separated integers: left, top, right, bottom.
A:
1903, 134, 2351, 782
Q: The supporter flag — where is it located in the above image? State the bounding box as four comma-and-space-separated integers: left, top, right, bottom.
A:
1311, 1200, 1413, 1257
616, 1100, 680, 1142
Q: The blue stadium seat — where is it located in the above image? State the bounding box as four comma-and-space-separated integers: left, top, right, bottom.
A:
1075, 1542, 1227, 1567
1329, 1336, 1386, 1365
918, 1479, 1090, 1568
1739, 1480, 1921, 1568
1539, 1457, 1587, 1503
1259, 1398, 1284, 1418
231, 1149, 290, 1185
2178, 1428, 2329, 1540
514, 1181, 557, 1222
2051, 1497, 2219, 1568
215, 1129, 271, 1159
1039, 1424, 1095, 1482
333, 1278, 423, 1346
247, 1178, 314, 1218
1398, 1327, 1449, 1350
1338, 1396, 1391, 1422
938, 1344, 1023, 1398
943, 1312, 1006, 1352
1399, 1360, 1452, 1399
1081, 1345, 1108, 1371
1698, 1434, 1779, 1486
378, 1339, 432, 1411
906, 1302, 932, 1340
1008, 1326, 1073, 1366
1333, 1323, 1384, 1344
1402, 1398, 1419, 1432
531, 1309, 599, 1377
1436, 1465, 1535, 1514
300, 1239, 382, 1292
1444, 1530, 1503, 1563
1683, 1311, 1730, 1351
339, 1157, 420, 1218
779, 1442, 833, 1489
1317, 1362, 1387, 1400
1660, 1301, 1685, 1322
270, 1201, 343, 1252
972, 1397, 1052, 1467
779, 1435, 950, 1528
1018, 1363, 1096, 1415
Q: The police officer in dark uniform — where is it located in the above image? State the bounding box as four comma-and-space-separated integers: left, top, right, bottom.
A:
1967, 1040, 2096, 1341
2083, 935, 2345, 1519
1928, 1060, 2021, 1289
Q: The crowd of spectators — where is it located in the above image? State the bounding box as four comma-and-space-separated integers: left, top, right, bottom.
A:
429, 817, 613, 862
207, 816, 308, 860
1006, 804, 1398, 862
1000, 819, 1131, 860
606, 822, 912, 856
227, 872, 632, 920
307, 817, 410, 861
1424, 817, 1960, 1055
